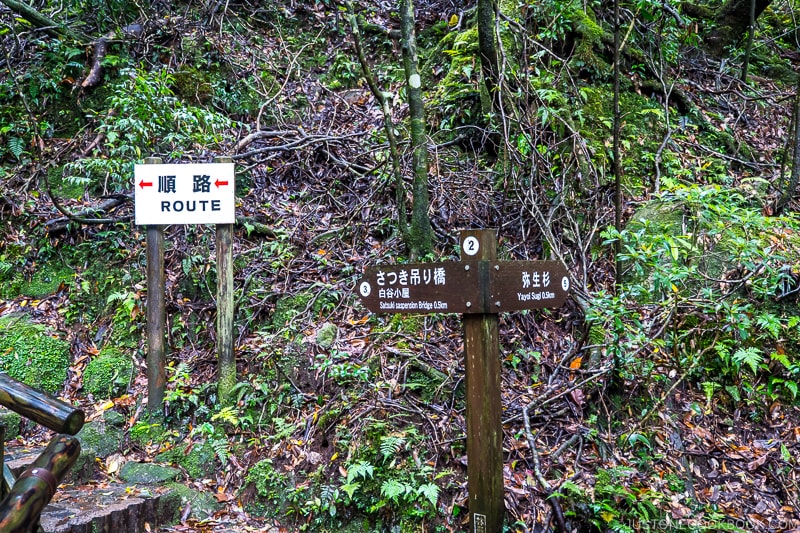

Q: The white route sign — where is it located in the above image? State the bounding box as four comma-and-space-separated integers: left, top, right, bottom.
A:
134, 163, 235, 225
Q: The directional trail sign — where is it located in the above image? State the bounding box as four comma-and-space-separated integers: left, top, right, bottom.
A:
134, 163, 235, 225
358, 262, 479, 314
358, 260, 569, 314
357, 229, 571, 533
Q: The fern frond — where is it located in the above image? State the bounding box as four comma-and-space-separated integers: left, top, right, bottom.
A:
417, 482, 439, 507
210, 438, 229, 463
732, 347, 763, 375
346, 461, 374, 483
380, 479, 410, 502
379, 434, 406, 461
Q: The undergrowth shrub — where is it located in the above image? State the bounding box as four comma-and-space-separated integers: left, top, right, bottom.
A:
594, 183, 800, 406
63, 66, 231, 193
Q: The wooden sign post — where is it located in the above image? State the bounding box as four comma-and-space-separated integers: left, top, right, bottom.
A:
358, 229, 570, 533
134, 159, 236, 415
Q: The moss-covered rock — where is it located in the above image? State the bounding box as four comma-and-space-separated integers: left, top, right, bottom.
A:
0, 407, 21, 441
82, 346, 133, 399
0, 262, 73, 300
315, 322, 338, 348
0, 315, 70, 394
77, 418, 124, 458
155, 440, 217, 479
164, 482, 222, 520
119, 462, 181, 484
173, 65, 213, 105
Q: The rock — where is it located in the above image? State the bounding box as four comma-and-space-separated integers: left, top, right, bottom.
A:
0, 407, 21, 441
76, 419, 123, 458
155, 440, 217, 479
119, 462, 181, 484
165, 482, 222, 520
103, 408, 126, 427
316, 322, 338, 348
82, 347, 134, 400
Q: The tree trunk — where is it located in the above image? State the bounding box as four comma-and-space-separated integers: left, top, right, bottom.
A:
345, 1, 408, 241
399, 0, 434, 259
0, 0, 88, 41
477, 0, 500, 111
705, 0, 773, 56
776, 74, 800, 214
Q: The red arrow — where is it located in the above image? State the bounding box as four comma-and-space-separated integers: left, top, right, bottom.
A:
215, 179, 229, 188
139, 180, 153, 188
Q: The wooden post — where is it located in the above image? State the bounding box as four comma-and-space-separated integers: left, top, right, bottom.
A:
214, 156, 236, 406
461, 229, 504, 533
145, 156, 166, 417
357, 229, 570, 533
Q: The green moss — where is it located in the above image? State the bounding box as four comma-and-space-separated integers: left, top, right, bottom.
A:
48, 165, 84, 199
0, 260, 74, 299
243, 458, 293, 518
164, 482, 222, 520
129, 421, 166, 447
272, 292, 313, 329
271, 289, 339, 332
156, 441, 217, 479
173, 66, 212, 105
82, 346, 133, 399
0, 315, 70, 394
0, 407, 21, 441
77, 419, 124, 457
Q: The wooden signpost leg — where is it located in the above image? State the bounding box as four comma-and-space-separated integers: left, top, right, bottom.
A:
214, 156, 236, 406
145, 157, 166, 416
461, 229, 504, 533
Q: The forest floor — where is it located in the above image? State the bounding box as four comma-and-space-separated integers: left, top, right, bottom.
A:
1, 0, 800, 532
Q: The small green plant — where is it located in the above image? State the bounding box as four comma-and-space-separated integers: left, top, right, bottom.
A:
165, 362, 212, 423
560, 467, 664, 532
313, 350, 371, 384
594, 184, 800, 403
336, 423, 447, 527
129, 421, 164, 446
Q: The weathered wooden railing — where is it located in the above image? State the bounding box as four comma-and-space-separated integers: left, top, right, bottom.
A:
0, 373, 85, 533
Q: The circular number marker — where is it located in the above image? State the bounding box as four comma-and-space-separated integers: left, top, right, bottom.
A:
561, 276, 570, 291
462, 236, 480, 256
359, 281, 372, 297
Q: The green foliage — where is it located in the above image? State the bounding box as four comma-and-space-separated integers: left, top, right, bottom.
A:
560, 467, 665, 531
594, 183, 800, 405
128, 421, 167, 446
165, 361, 213, 423
82, 346, 133, 399
0, 258, 73, 300
313, 350, 372, 385
246, 458, 290, 507
64, 66, 231, 193
337, 423, 446, 527
0, 316, 70, 394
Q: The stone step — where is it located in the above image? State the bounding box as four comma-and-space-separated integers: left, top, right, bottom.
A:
5, 448, 181, 533
5, 445, 94, 485
39, 482, 177, 533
